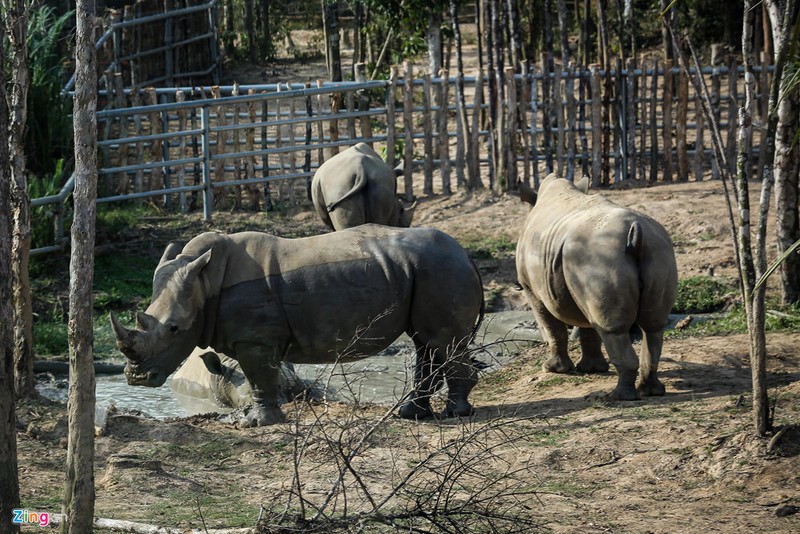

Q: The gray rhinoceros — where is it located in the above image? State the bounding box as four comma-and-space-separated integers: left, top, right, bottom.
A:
311, 142, 415, 230
170, 347, 308, 409
111, 225, 484, 426
515, 174, 677, 400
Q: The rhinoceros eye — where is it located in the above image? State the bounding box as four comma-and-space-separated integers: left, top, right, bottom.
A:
168, 324, 179, 334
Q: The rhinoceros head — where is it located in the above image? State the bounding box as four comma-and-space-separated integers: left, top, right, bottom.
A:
110, 249, 212, 388
396, 199, 417, 227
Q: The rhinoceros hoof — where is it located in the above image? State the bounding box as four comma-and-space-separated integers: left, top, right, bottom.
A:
399, 399, 434, 420
606, 386, 641, 402
240, 404, 287, 427
576, 359, 610, 374
637, 379, 666, 397
440, 402, 474, 419
543, 356, 575, 374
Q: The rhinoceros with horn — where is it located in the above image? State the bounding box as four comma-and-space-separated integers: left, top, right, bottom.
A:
311, 142, 415, 230
515, 174, 677, 400
111, 226, 484, 426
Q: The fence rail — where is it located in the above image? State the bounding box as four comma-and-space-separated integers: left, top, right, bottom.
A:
33, 56, 774, 255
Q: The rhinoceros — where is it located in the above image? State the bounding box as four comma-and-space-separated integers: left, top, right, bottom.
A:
111, 225, 484, 426
170, 347, 309, 409
515, 174, 677, 400
311, 142, 415, 230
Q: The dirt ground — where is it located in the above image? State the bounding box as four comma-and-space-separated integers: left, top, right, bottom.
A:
16, 178, 800, 533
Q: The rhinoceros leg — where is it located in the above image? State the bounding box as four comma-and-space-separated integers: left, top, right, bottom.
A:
598, 331, 641, 401
440, 355, 478, 418
235, 343, 288, 426
576, 328, 610, 373
528, 300, 574, 373
398, 343, 443, 420
637, 329, 666, 397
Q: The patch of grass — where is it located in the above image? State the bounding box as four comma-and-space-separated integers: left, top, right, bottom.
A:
93, 252, 156, 312
673, 276, 736, 314
461, 236, 517, 260
678, 302, 800, 336
34, 322, 68, 357
535, 374, 592, 389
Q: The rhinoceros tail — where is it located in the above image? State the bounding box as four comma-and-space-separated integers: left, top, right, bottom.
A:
626, 221, 644, 259
326, 168, 369, 212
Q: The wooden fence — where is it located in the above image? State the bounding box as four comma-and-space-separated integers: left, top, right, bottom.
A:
90, 55, 772, 211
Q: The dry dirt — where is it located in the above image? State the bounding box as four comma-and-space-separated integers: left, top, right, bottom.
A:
16, 179, 800, 533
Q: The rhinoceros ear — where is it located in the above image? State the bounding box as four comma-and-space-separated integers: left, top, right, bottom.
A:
158, 240, 186, 267
200, 351, 225, 376
185, 249, 212, 276
575, 176, 590, 194
518, 180, 538, 207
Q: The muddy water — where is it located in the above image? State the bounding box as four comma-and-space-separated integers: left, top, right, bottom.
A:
38, 311, 541, 419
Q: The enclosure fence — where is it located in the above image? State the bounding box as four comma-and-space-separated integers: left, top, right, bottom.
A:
33, 56, 774, 255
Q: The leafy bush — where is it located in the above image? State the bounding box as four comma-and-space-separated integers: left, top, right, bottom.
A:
673, 276, 734, 314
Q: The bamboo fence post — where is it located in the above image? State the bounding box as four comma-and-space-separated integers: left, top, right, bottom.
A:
246, 88, 259, 210
437, 69, 452, 195
131, 87, 144, 200
316, 79, 326, 163
541, 52, 553, 174
649, 59, 659, 182
662, 61, 674, 182
602, 61, 613, 185
330, 83, 341, 157
189, 92, 201, 211
554, 65, 565, 177
520, 63, 531, 186
403, 60, 414, 201
726, 57, 738, 176
211, 86, 227, 197
710, 45, 722, 181
676, 66, 689, 181
530, 65, 541, 187
469, 71, 483, 188
176, 90, 188, 212
386, 67, 398, 167
113, 73, 126, 194
626, 57, 637, 181
693, 71, 705, 181
354, 63, 372, 146
231, 83, 243, 208
423, 73, 433, 194
565, 61, 576, 181
577, 63, 589, 178
505, 66, 518, 187
100, 71, 113, 195
590, 65, 602, 187
275, 84, 287, 205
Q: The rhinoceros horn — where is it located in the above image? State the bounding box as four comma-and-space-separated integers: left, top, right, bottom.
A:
110, 311, 139, 358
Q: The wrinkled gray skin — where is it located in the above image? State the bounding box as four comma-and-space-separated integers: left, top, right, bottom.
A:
515, 174, 678, 401
170, 347, 307, 409
112, 225, 484, 426
311, 142, 415, 230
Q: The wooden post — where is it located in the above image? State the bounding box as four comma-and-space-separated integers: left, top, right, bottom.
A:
346, 88, 356, 141
330, 84, 341, 157
354, 63, 372, 145
613, 58, 623, 182
530, 65, 540, 187
231, 83, 243, 208
287, 85, 298, 205
520, 63, 531, 186
131, 87, 144, 199
176, 90, 188, 212
505, 67, 518, 187
756, 50, 769, 176
577, 62, 589, 178
261, 93, 273, 211
211, 86, 227, 201
316, 79, 326, 164
565, 61, 576, 181
438, 69, 452, 195
626, 57, 637, 182
246, 88, 260, 210
554, 65, 565, 177
693, 70, 705, 181
403, 60, 414, 201
662, 61, 674, 182
726, 57, 738, 177
386, 67, 398, 168
648, 59, 659, 182
469, 71, 483, 188
590, 65, 602, 187
710, 45, 722, 181
638, 57, 647, 182
541, 51, 554, 174
676, 66, 689, 181
423, 73, 433, 194
275, 84, 287, 206
304, 83, 314, 201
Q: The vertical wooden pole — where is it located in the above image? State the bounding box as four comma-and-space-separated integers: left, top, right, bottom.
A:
438, 69, 452, 195
541, 51, 553, 174
231, 83, 243, 208
520, 63, 531, 186
261, 93, 273, 211
676, 66, 689, 181
346, 89, 356, 140
693, 71, 705, 181
470, 71, 483, 188
246, 88, 260, 210
386, 67, 398, 168
403, 60, 414, 201
590, 65, 602, 187
505, 66, 518, 187
648, 59, 659, 182
710, 45, 722, 181
565, 61, 576, 181
662, 61, 674, 182
626, 57, 637, 182
354, 63, 373, 145
726, 57, 738, 177
554, 65, 565, 177
423, 73, 434, 194
131, 87, 144, 200
176, 90, 188, 212
530, 65, 541, 187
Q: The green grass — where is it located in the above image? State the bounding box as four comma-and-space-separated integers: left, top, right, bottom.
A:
673, 276, 736, 314
461, 236, 517, 260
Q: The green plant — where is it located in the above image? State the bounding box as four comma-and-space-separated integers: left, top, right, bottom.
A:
462, 236, 517, 260
28, 158, 69, 249
673, 276, 735, 314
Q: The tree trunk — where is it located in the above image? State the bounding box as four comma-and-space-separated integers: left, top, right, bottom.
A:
224, 0, 235, 57
5, 0, 35, 399
556, 0, 570, 63
506, 0, 522, 70
0, 17, 22, 533
245, 0, 256, 61
60, 0, 97, 530
767, 0, 800, 304
426, 9, 443, 75
259, 0, 271, 59
323, 0, 342, 82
